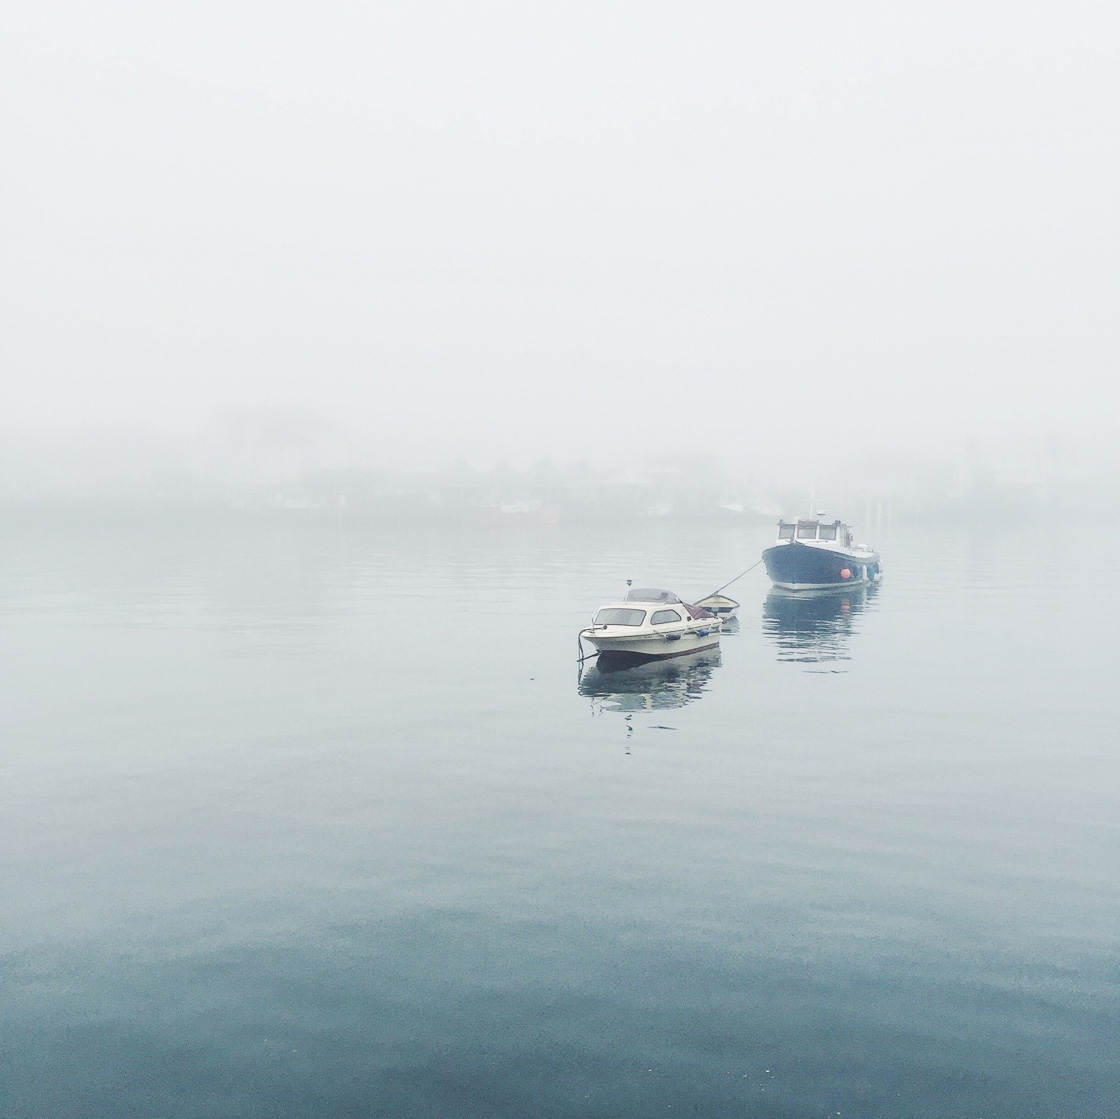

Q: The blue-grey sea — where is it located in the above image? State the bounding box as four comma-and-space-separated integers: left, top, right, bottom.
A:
2, 513, 1117, 1118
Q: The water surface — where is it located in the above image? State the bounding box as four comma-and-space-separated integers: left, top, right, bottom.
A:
2, 513, 1116, 1117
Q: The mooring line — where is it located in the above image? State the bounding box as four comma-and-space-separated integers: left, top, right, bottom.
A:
697, 556, 765, 602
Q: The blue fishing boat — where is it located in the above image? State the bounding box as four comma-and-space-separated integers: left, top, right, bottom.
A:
762, 515, 881, 591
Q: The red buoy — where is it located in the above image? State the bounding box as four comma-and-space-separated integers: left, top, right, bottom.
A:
840, 568, 852, 579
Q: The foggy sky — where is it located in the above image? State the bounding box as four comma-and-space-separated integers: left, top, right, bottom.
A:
4, 1, 1118, 485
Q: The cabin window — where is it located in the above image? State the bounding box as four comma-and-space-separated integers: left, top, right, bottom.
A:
651, 609, 683, 625
796, 523, 818, 540
778, 524, 795, 540
818, 523, 838, 541
594, 608, 646, 626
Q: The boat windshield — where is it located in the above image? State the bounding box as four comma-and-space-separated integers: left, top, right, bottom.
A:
624, 588, 681, 603
594, 608, 647, 626
796, 522, 818, 540
818, 523, 838, 541
778, 523, 795, 540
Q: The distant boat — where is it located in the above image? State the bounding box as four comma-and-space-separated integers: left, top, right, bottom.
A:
695, 593, 739, 620
579, 588, 721, 663
762, 515, 881, 591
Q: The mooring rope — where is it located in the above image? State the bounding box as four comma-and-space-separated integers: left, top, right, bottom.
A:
697, 556, 765, 602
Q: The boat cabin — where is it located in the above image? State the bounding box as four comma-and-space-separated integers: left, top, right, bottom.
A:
776, 518, 854, 548
592, 588, 712, 628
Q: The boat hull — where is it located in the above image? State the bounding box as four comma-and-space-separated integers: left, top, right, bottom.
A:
763, 542, 880, 591
581, 630, 720, 661
581, 647, 722, 697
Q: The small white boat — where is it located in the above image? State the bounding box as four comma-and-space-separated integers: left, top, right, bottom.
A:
695, 593, 739, 620
579, 587, 721, 662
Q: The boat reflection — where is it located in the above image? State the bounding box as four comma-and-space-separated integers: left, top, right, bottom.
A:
762, 584, 878, 665
578, 648, 721, 712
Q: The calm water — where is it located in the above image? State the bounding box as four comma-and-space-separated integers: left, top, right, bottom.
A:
2, 513, 1117, 1118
